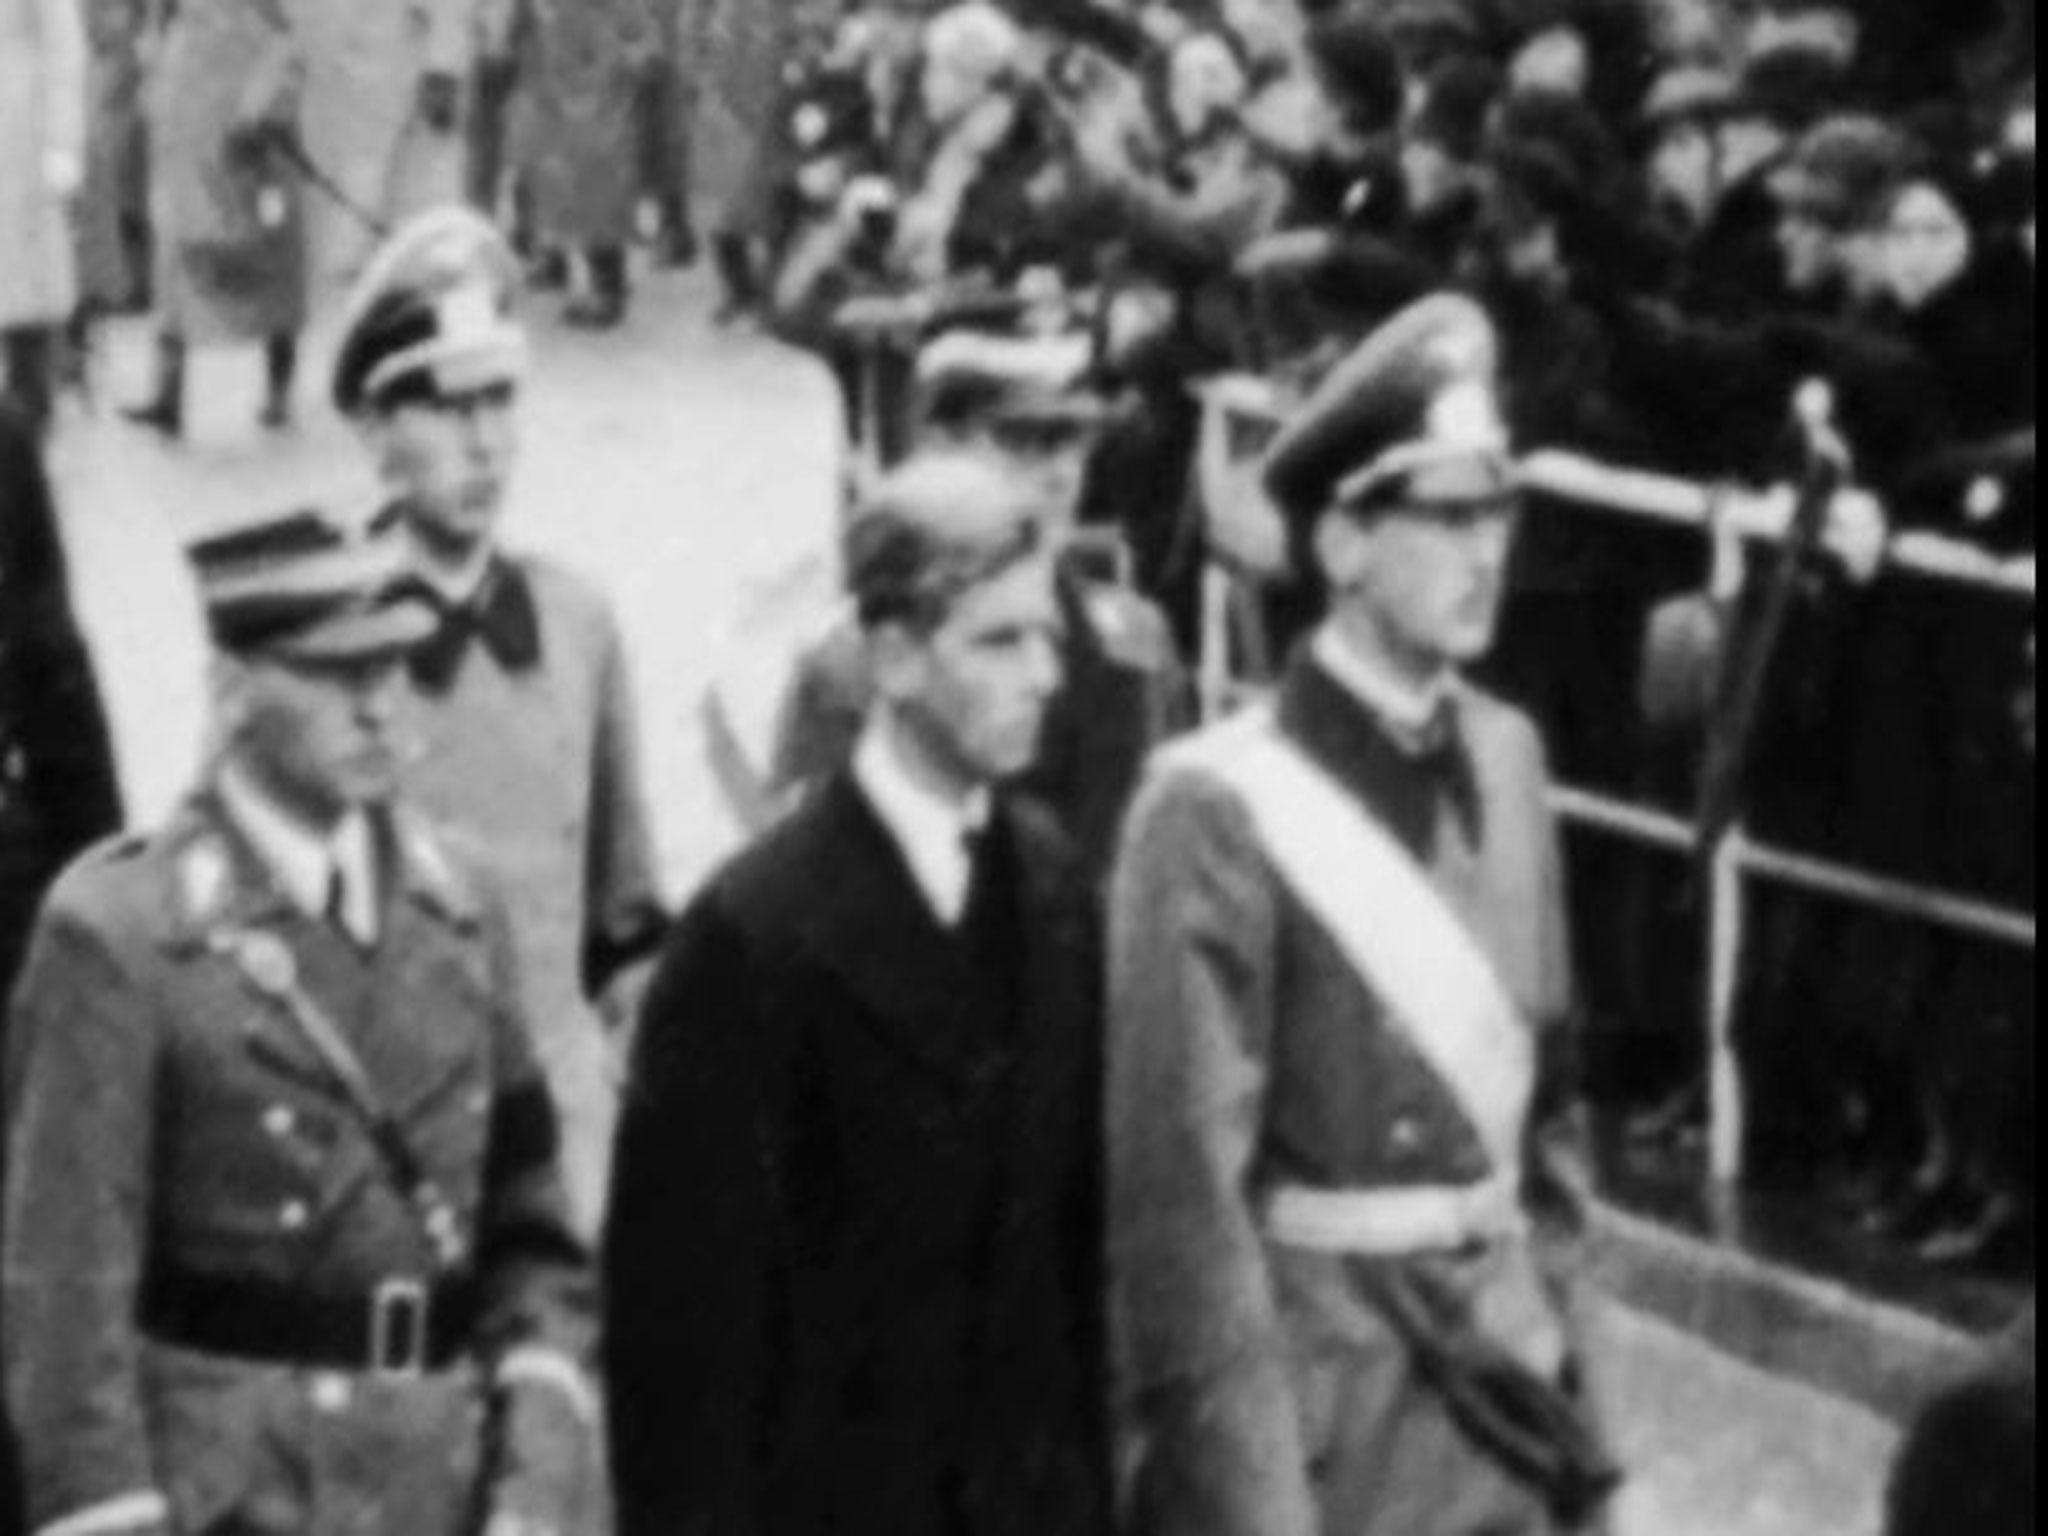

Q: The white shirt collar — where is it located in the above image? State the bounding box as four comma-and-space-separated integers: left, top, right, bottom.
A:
852, 717, 991, 928
406, 526, 495, 607
216, 765, 377, 938
1311, 624, 1452, 738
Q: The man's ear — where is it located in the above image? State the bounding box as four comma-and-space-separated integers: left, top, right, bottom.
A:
209, 652, 254, 746
1313, 507, 1374, 593
353, 410, 397, 480
867, 620, 928, 705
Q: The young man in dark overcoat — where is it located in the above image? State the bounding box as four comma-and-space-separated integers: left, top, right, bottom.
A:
605, 450, 1115, 1536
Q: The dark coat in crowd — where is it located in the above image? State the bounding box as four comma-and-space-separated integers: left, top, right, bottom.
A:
1886, 1304, 2036, 1536
0, 411, 122, 1002
606, 773, 1114, 1536
0, 407, 123, 1536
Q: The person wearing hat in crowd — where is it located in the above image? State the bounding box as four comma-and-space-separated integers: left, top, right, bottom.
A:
1, 500, 600, 1536
1106, 292, 1617, 1536
763, 334, 1190, 883
606, 448, 1116, 1536
331, 206, 668, 1242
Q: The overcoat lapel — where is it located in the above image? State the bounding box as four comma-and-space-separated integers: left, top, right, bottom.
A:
984, 806, 1092, 1247
790, 774, 1010, 1092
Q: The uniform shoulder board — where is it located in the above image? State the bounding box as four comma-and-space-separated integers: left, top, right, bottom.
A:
398, 816, 482, 925
174, 835, 235, 927
1082, 585, 1174, 673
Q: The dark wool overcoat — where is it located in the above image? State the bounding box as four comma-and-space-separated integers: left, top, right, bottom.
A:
606, 772, 1115, 1536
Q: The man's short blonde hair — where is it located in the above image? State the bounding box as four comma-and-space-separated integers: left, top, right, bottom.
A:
843, 450, 1046, 632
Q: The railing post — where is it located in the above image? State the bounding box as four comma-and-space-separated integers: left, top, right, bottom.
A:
1198, 563, 1234, 722
1705, 825, 1747, 1185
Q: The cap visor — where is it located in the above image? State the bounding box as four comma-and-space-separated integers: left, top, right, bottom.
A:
261, 595, 441, 664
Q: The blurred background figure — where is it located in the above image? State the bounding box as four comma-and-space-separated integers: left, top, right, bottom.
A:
678, 0, 800, 323
512, 0, 665, 328
1885, 1305, 2035, 1536
0, 405, 125, 1536
294, 0, 479, 301
0, 0, 87, 437
126, 0, 306, 438
71, 0, 153, 365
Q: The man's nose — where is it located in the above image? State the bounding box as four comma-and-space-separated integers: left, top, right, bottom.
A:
355, 669, 404, 727
1466, 516, 1514, 578
1024, 630, 1064, 699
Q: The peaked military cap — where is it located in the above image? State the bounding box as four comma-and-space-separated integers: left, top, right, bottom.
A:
331, 206, 528, 415
1261, 292, 1513, 526
188, 501, 437, 661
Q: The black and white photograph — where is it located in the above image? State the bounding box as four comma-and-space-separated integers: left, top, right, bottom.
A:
0, 1, 2034, 1534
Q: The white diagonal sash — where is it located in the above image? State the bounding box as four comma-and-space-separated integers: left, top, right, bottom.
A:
1179, 712, 1536, 1173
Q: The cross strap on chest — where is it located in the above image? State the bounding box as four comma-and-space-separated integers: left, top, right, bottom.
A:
208, 926, 469, 1271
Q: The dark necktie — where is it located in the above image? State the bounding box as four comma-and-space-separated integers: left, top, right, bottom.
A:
1413, 699, 1483, 844
408, 561, 543, 693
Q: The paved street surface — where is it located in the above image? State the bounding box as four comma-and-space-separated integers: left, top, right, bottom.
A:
49, 268, 1899, 1536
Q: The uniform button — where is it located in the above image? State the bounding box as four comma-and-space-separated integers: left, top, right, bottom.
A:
1390, 1117, 1424, 1155
280, 1200, 310, 1231
262, 1106, 297, 1139
311, 1374, 353, 1414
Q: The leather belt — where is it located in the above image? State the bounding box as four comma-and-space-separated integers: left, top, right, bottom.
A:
1260, 1176, 1528, 1256
141, 1268, 478, 1376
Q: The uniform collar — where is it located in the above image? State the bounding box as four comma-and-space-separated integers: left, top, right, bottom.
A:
214, 764, 375, 930
1311, 624, 1454, 746
852, 715, 991, 928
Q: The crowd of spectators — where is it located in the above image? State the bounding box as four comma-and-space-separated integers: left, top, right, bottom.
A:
744, 0, 2037, 1273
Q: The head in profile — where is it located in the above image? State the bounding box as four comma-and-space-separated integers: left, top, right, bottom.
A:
844, 450, 1065, 800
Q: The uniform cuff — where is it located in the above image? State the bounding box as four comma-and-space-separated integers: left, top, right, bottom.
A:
498, 1345, 600, 1428
36, 1491, 169, 1536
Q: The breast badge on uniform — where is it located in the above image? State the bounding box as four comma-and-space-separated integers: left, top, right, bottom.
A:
176, 836, 235, 927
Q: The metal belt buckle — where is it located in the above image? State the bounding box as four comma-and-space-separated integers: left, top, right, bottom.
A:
370, 1278, 430, 1377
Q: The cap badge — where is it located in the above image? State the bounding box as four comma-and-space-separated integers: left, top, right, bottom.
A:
436, 283, 501, 350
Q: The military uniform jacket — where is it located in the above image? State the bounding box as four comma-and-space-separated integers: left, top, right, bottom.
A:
402, 552, 667, 1238
605, 773, 1115, 1536
0, 792, 593, 1536
1107, 652, 1606, 1536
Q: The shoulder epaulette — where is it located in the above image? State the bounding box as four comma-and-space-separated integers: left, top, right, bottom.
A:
396, 814, 482, 926
172, 833, 236, 932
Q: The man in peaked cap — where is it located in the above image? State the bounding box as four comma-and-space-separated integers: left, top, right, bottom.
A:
1107, 293, 1617, 1536
2, 504, 600, 1536
333, 206, 668, 1243
756, 334, 1192, 884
